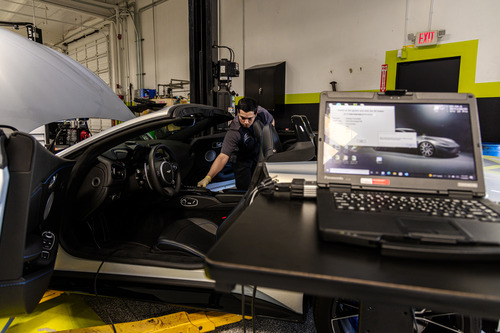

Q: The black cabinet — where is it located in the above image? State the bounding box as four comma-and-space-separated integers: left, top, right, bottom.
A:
244, 61, 286, 113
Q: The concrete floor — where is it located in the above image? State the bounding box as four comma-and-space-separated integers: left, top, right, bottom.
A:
1, 293, 318, 332
85, 295, 318, 333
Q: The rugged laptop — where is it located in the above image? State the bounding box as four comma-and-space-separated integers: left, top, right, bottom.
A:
316, 91, 500, 260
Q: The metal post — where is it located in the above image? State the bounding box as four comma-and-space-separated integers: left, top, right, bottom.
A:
189, 0, 218, 106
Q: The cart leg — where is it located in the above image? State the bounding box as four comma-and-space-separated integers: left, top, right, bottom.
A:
358, 302, 413, 333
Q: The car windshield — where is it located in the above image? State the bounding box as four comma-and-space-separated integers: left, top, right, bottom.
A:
150, 117, 196, 140
127, 116, 198, 142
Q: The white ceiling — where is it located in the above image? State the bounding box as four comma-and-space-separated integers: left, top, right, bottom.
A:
0, 0, 121, 48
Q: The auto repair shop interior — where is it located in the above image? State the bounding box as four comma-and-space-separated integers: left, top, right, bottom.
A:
1, 0, 500, 333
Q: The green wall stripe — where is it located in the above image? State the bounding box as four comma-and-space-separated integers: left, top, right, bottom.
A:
244, 40, 499, 105
237, 93, 322, 105
284, 93, 321, 104
385, 40, 500, 98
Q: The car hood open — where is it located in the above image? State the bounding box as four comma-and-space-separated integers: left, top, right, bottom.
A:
0, 28, 134, 133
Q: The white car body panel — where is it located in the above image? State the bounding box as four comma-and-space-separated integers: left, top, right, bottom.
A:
0, 28, 133, 133
55, 246, 304, 314
55, 246, 212, 285
0, 166, 8, 238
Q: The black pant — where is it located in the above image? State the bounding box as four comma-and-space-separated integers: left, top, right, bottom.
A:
233, 158, 256, 190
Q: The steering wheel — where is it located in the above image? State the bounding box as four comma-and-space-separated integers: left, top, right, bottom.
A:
146, 144, 181, 197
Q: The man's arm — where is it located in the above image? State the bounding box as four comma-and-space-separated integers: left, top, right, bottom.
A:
197, 153, 230, 187
207, 153, 230, 179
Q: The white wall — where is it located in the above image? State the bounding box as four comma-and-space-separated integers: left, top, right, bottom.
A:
219, 0, 500, 96
121, 0, 500, 100
11, 0, 496, 102
125, 0, 190, 98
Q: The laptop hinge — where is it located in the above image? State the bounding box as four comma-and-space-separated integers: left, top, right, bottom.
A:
446, 190, 475, 199
327, 183, 352, 192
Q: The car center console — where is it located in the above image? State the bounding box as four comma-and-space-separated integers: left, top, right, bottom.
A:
178, 185, 243, 210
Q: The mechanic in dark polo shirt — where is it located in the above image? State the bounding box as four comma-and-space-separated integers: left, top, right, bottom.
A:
197, 97, 274, 190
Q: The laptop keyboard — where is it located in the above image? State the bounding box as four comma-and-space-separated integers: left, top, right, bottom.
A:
333, 191, 500, 222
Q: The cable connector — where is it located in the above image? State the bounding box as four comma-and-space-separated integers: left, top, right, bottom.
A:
256, 177, 276, 194
290, 178, 317, 198
274, 182, 291, 192
273, 178, 317, 198
249, 177, 277, 204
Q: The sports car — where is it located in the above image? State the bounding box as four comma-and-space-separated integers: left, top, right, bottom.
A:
0, 27, 317, 328
376, 128, 461, 157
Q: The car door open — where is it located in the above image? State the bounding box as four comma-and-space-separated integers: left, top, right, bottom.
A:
0, 129, 73, 316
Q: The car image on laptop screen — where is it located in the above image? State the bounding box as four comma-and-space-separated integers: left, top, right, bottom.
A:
323, 102, 476, 181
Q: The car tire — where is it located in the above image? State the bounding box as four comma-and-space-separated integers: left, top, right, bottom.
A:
416, 313, 482, 333
313, 297, 483, 333
313, 297, 359, 333
419, 141, 436, 157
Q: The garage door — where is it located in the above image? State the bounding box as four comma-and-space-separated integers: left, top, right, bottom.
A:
66, 33, 114, 135
66, 33, 111, 86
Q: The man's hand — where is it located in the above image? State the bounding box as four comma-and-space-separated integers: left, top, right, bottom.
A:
197, 175, 212, 188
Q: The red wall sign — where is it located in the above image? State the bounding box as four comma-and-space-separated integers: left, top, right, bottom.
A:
380, 64, 388, 92
415, 30, 438, 47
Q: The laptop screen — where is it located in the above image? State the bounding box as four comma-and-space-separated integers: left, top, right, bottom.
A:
317, 92, 485, 195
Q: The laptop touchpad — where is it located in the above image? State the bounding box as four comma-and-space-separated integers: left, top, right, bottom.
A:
398, 219, 469, 242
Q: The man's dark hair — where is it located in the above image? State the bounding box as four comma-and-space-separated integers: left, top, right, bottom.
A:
237, 97, 258, 114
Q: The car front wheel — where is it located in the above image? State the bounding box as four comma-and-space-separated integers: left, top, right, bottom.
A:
313, 297, 359, 333
419, 141, 435, 157
313, 297, 483, 333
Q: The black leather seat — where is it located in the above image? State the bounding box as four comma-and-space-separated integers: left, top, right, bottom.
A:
291, 114, 316, 146
261, 122, 316, 162
262, 123, 283, 159
156, 218, 217, 258
155, 195, 247, 259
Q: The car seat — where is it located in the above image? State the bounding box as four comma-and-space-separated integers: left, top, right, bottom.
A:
291, 114, 316, 147
155, 190, 248, 259
261, 122, 316, 162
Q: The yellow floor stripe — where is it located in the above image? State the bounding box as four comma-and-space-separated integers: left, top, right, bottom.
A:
40, 289, 65, 303
483, 155, 500, 164
0, 293, 105, 333
483, 156, 500, 174
1, 291, 248, 333
56, 311, 246, 333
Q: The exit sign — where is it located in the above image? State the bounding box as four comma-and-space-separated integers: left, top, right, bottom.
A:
415, 30, 438, 47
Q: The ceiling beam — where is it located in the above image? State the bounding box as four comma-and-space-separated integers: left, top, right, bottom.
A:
0, 7, 98, 28
37, 0, 115, 19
